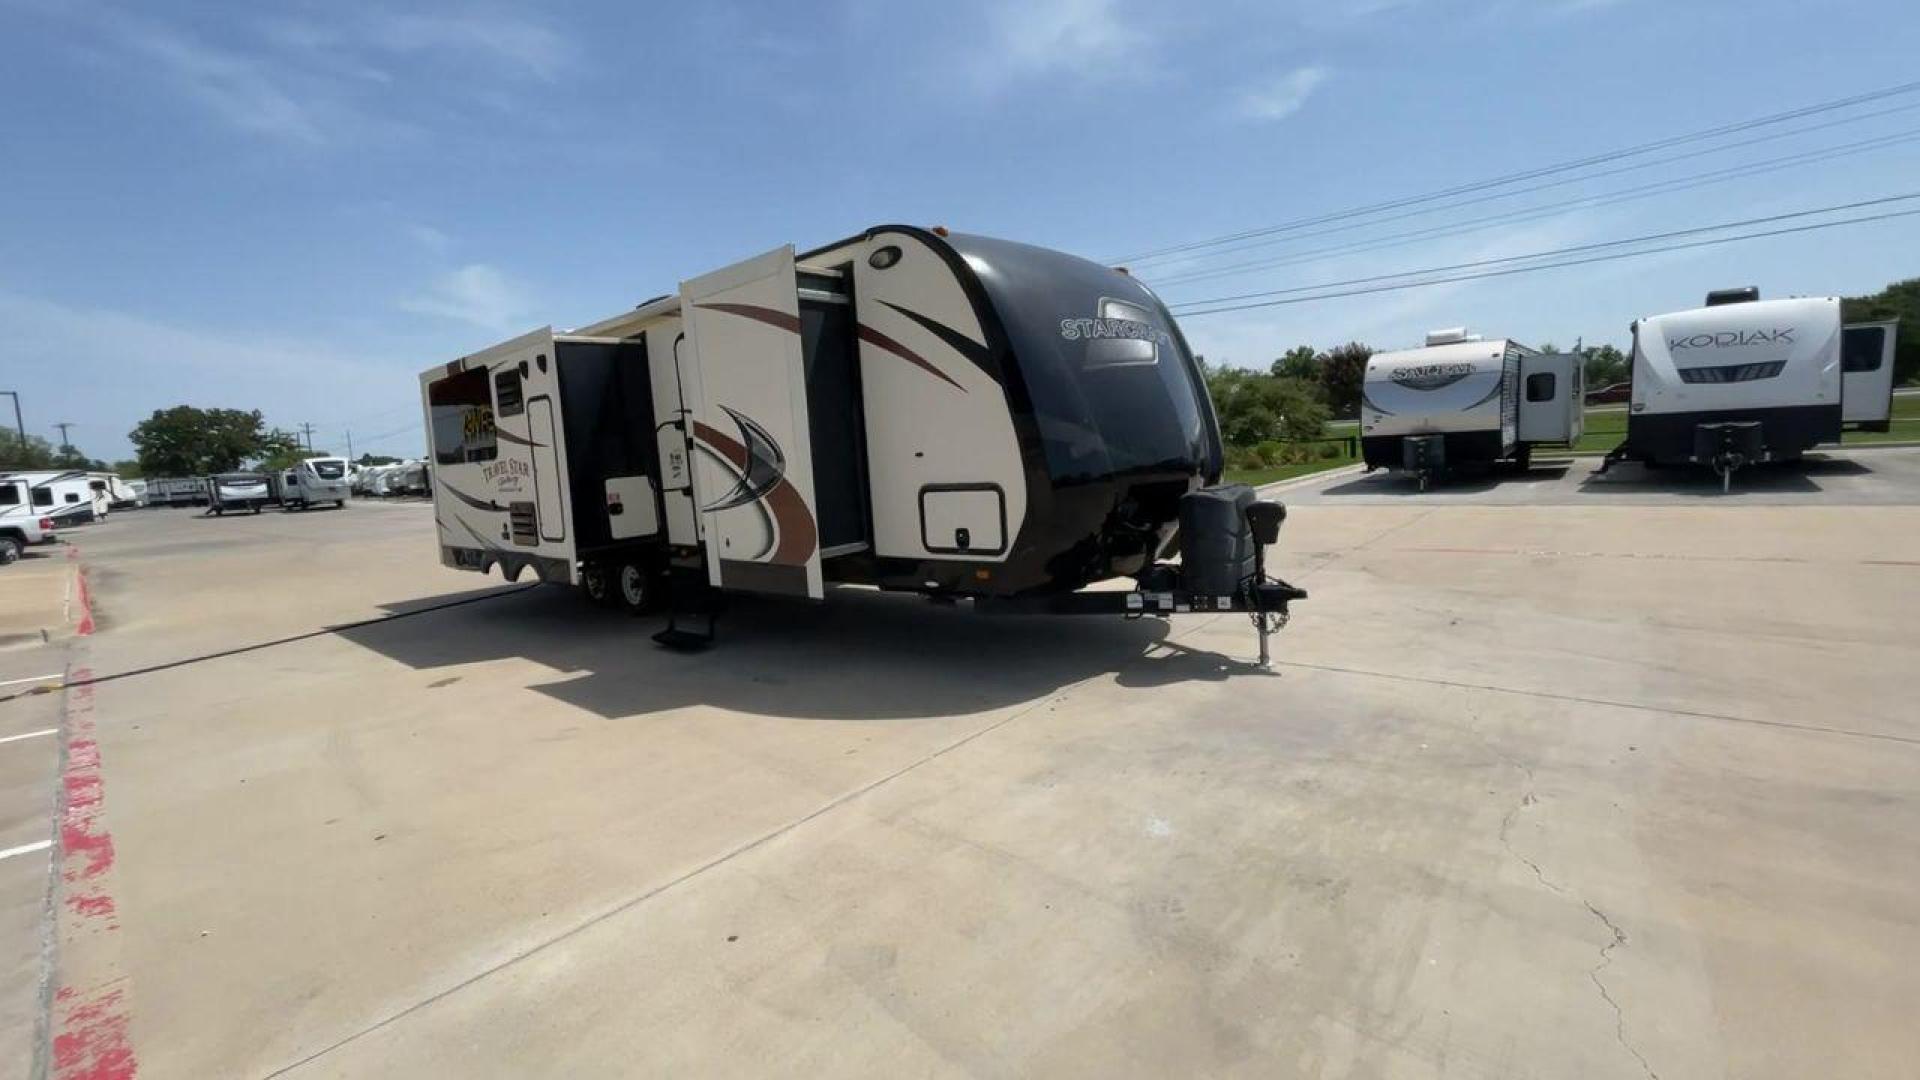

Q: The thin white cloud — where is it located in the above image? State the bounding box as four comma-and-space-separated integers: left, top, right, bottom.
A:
366, 11, 572, 81
1237, 66, 1330, 123
399, 264, 537, 333
405, 224, 453, 254
973, 0, 1152, 85
114, 19, 329, 146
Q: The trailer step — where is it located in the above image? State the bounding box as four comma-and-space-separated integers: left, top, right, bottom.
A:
653, 608, 718, 651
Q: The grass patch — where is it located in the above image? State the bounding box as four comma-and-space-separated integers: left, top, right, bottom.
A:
1569, 394, 1920, 453
1224, 452, 1358, 488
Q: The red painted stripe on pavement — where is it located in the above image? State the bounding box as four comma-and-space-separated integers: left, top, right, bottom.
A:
67, 547, 95, 636
52, 668, 138, 1080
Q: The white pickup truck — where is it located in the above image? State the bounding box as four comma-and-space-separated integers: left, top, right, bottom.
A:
0, 476, 57, 564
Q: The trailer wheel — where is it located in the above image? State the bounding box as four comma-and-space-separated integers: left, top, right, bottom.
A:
616, 561, 655, 613
0, 537, 20, 565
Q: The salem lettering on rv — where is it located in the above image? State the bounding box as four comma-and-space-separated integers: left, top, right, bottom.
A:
1668, 328, 1797, 349
1058, 317, 1174, 348
1389, 362, 1476, 391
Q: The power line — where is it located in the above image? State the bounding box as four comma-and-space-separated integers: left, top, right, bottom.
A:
1148, 125, 1920, 289
1111, 78, 1920, 265
1168, 191, 1920, 310
1173, 204, 1920, 319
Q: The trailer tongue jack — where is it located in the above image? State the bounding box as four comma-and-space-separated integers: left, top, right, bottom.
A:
979, 491, 1306, 668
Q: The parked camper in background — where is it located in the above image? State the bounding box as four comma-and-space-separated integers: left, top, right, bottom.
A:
2, 471, 105, 525
1842, 319, 1899, 432
390, 460, 429, 496
1605, 288, 1844, 488
88, 472, 139, 510
421, 226, 1304, 660
0, 476, 57, 563
147, 477, 208, 506
125, 479, 148, 507
206, 472, 271, 515
1360, 329, 1583, 489
280, 456, 351, 509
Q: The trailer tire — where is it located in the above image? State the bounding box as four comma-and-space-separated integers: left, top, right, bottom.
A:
0, 536, 21, 565
616, 561, 656, 613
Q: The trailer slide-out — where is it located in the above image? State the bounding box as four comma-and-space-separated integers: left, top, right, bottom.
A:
421, 225, 1306, 660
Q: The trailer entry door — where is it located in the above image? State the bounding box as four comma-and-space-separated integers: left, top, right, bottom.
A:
682, 246, 824, 599
1842, 322, 1897, 428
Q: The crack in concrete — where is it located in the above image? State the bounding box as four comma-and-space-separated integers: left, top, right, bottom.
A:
1491, 743, 1657, 1080
1584, 901, 1659, 1080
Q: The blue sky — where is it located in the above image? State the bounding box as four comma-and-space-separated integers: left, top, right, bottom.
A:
4, 0, 1918, 462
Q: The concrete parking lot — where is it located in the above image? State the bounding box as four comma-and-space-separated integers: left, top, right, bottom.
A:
5, 456, 1920, 1079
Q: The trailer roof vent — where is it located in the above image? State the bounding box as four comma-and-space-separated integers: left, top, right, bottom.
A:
1424, 327, 1479, 346
1705, 286, 1760, 307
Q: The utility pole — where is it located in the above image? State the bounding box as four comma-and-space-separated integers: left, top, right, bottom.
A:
345, 430, 354, 462
297, 422, 316, 452
0, 392, 22, 449
53, 422, 75, 451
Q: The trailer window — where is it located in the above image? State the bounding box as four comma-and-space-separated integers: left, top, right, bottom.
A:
493, 369, 525, 417
65, 492, 79, 503
1843, 326, 1885, 372
1526, 372, 1556, 402
429, 368, 498, 465
310, 460, 346, 479
0, 484, 18, 506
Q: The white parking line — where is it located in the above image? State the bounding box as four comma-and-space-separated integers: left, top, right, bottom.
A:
0, 839, 52, 862
0, 727, 57, 746
0, 672, 63, 687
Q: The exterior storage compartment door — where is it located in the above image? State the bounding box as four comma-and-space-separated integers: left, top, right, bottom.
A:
682, 246, 823, 599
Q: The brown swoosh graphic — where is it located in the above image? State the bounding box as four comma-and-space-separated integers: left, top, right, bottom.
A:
697, 302, 802, 334
856, 323, 966, 392
693, 420, 818, 567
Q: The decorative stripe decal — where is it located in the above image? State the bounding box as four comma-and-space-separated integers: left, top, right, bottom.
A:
1361, 390, 1396, 417
696, 302, 802, 334
693, 420, 817, 567
878, 301, 998, 382
495, 429, 546, 448
439, 482, 505, 513
856, 323, 966, 392
1465, 380, 1505, 410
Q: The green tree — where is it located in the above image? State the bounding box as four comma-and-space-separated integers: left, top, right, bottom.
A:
1580, 344, 1629, 388
1317, 342, 1372, 419
128, 406, 299, 476
0, 430, 57, 471
1269, 345, 1319, 382
111, 459, 144, 479
1843, 277, 1920, 385
256, 445, 333, 472
356, 453, 401, 466
1204, 368, 1329, 446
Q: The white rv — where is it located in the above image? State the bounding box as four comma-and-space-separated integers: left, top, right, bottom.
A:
205, 472, 272, 514
147, 476, 208, 506
88, 472, 139, 510
1608, 288, 1848, 484
1360, 329, 1584, 487
420, 226, 1306, 658
2, 470, 105, 525
279, 456, 351, 510
0, 476, 57, 562
1842, 319, 1900, 432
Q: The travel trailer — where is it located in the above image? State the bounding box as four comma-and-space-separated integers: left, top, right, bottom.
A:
148, 476, 209, 506
2, 470, 106, 525
88, 472, 140, 510
1842, 319, 1900, 432
0, 476, 57, 563
1601, 288, 1856, 487
205, 472, 272, 514
420, 226, 1306, 659
124, 479, 148, 507
279, 456, 351, 509
1360, 329, 1584, 489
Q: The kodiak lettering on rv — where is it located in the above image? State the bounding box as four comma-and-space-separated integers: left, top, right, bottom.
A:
1668, 328, 1797, 349
1058, 317, 1173, 348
